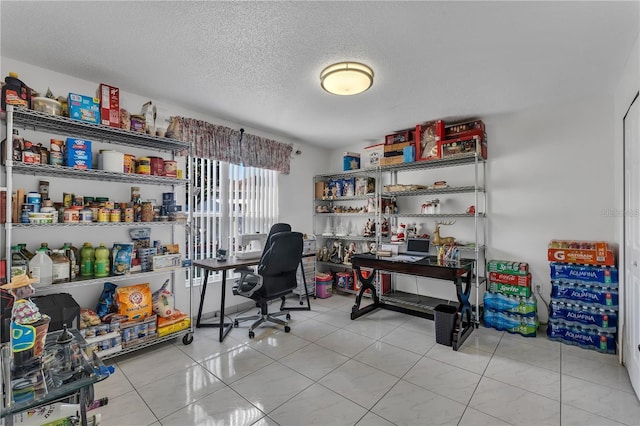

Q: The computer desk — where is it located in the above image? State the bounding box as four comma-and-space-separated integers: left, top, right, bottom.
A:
193, 256, 312, 342
350, 254, 476, 351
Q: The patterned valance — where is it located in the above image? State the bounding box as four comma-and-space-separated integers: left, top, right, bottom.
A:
173, 117, 293, 174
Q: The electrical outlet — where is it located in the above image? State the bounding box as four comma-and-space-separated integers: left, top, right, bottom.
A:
535, 283, 541, 292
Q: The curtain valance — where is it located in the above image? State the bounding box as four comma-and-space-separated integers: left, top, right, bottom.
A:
173, 117, 292, 174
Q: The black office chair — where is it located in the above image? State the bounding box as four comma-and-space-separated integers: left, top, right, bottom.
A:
232, 229, 303, 338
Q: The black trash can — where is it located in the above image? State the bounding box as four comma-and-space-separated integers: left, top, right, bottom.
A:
434, 304, 458, 346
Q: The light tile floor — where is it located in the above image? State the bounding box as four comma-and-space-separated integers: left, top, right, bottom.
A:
93, 294, 640, 426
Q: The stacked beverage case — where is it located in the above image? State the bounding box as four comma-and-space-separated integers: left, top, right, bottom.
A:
546, 240, 618, 353
484, 260, 539, 337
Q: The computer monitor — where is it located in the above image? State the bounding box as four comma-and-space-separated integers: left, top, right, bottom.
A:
404, 238, 430, 257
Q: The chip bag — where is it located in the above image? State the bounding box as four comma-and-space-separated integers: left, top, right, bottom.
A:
116, 283, 152, 321
96, 282, 118, 319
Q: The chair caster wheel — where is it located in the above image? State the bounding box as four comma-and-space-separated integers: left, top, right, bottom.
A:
286, 314, 291, 320
233, 320, 239, 327
249, 331, 255, 339
299, 301, 303, 305
284, 326, 291, 333
182, 333, 193, 345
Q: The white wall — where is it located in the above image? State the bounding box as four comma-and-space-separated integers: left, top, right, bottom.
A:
613, 33, 639, 366
329, 96, 617, 323
1, 57, 325, 317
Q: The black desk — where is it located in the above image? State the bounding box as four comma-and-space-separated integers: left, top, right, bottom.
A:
350, 254, 476, 351
194, 256, 312, 342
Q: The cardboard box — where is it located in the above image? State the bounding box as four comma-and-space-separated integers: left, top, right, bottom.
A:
158, 317, 191, 338
547, 247, 615, 266
151, 254, 182, 271
383, 142, 411, 155
363, 144, 384, 168
343, 152, 360, 171
385, 130, 413, 145
415, 120, 444, 161
341, 177, 355, 196
439, 133, 487, 159
65, 138, 92, 170
487, 260, 529, 276
355, 177, 375, 195
68, 93, 101, 124
97, 83, 120, 128
488, 282, 532, 297
488, 272, 531, 287
380, 155, 404, 166
445, 119, 485, 139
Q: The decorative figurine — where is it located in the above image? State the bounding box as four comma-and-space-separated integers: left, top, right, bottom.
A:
432, 220, 456, 246
381, 217, 389, 237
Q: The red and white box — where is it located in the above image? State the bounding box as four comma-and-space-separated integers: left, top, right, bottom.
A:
97, 83, 120, 128
488, 272, 531, 287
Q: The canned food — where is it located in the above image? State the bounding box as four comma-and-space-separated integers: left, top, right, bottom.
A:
63, 208, 80, 223
124, 154, 136, 173
136, 157, 151, 175
80, 207, 93, 222
110, 208, 121, 222
164, 160, 177, 177
62, 193, 74, 208
141, 202, 153, 222
50, 152, 63, 166
124, 207, 134, 222
98, 208, 110, 223
150, 157, 164, 176
50, 139, 64, 154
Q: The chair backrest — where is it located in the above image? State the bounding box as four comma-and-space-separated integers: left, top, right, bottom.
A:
259, 223, 292, 264
256, 231, 303, 298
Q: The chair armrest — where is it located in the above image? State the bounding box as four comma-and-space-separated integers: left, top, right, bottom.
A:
233, 269, 263, 298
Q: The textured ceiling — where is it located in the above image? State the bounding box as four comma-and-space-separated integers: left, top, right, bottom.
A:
1, 1, 638, 148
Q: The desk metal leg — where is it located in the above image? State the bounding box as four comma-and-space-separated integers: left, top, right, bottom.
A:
196, 270, 209, 327
350, 267, 381, 320
452, 272, 474, 351
195, 270, 234, 342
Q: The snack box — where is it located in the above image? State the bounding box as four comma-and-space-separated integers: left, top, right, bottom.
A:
343, 152, 360, 171
444, 119, 485, 139
363, 143, 384, 168
158, 317, 191, 338
65, 138, 92, 170
151, 254, 182, 271
97, 83, 120, 128
383, 142, 411, 156
68, 93, 101, 124
487, 260, 529, 276
439, 133, 487, 159
488, 272, 531, 287
547, 240, 614, 266
385, 130, 413, 145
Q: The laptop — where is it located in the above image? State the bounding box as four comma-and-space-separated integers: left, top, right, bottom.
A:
403, 238, 431, 258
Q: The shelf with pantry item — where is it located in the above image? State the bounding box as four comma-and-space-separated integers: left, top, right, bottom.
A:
12, 221, 187, 228
382, 185, 484, 197
315, 194, 374, 202
12, 162, 188, 186
389, 212, 485, 219
380, 152, 484, 172
9, 107, 189, 153
32, 266, 188, 292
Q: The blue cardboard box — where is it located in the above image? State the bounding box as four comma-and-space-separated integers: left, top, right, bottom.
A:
343, 152, 360, 171
68, 93, 101, 124
65, 138, 92, 170
403, 145, 415, 163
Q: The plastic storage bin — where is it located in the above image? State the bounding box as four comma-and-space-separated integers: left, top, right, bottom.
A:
434, 304, 458, 346
316, 274, 333, 299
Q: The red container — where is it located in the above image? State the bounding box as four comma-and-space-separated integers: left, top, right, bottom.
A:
149, 157, 164, 176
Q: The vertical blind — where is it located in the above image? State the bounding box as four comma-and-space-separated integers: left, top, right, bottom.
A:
188, 157, 278, 284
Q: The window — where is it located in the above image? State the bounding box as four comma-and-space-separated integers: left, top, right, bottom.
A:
187, 157, 278, 284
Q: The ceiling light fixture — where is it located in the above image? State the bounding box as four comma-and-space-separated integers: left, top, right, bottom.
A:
320, 62, 374, 96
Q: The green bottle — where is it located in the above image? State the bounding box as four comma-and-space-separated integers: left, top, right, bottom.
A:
80, 242, 95, 277
94, 243, 110, 278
